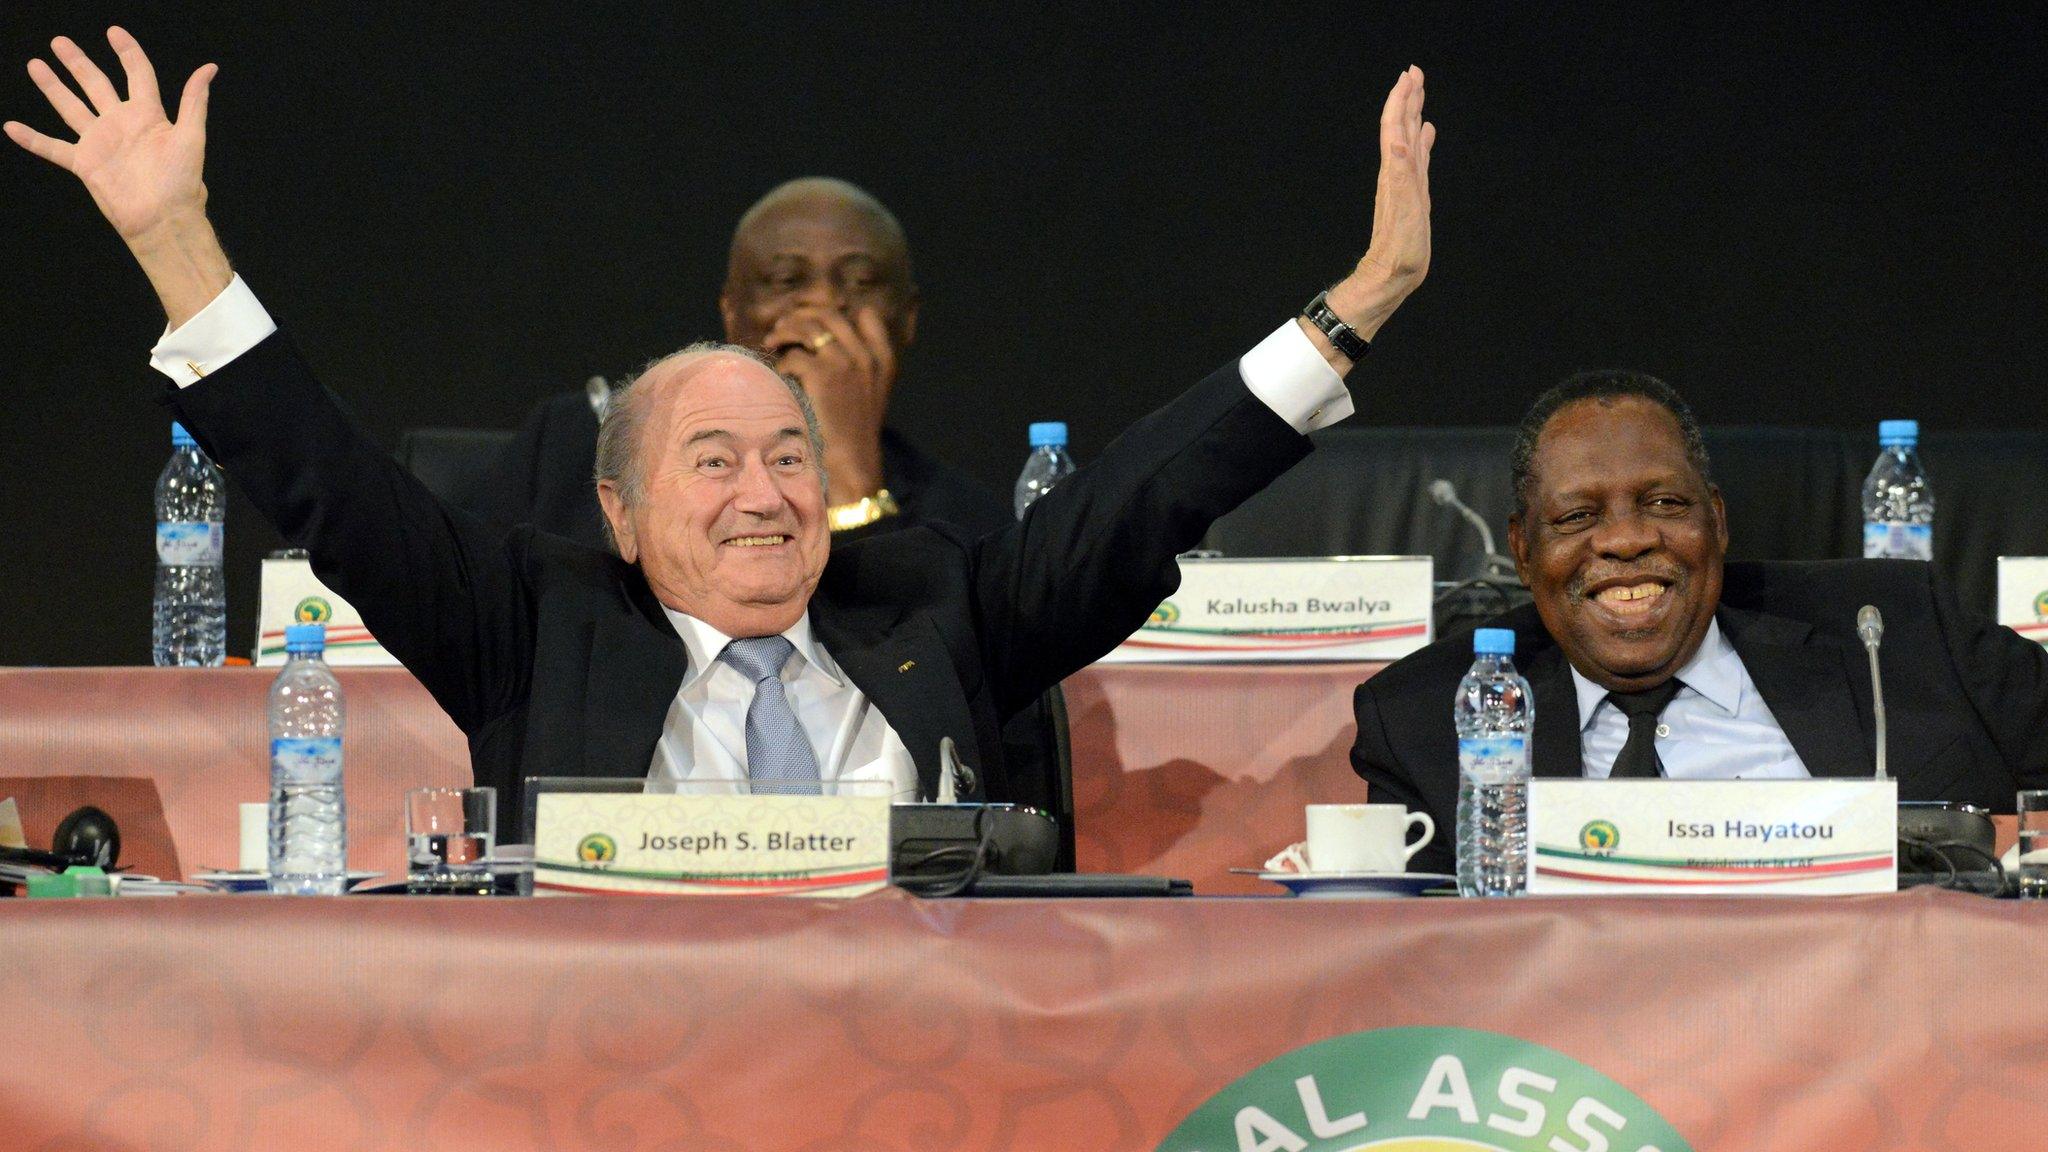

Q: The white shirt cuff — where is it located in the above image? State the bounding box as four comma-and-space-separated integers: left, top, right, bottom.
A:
149, 274, 278, 387
1237, 319, 1354, 433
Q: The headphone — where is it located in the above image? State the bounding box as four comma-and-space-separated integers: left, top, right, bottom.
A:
0, 806, 121, 871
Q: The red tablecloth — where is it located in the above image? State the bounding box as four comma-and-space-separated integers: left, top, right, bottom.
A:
2, 888, 2042, 1150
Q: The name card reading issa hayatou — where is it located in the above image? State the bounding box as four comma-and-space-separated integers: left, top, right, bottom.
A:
1528, 778, 1897, 896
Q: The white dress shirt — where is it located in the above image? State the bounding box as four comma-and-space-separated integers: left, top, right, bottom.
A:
1572, 618, 1811, 780
152, 277, 1355, 793
652, 607, 920, 799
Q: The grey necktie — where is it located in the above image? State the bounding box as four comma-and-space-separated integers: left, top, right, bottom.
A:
719, 635, 822, 795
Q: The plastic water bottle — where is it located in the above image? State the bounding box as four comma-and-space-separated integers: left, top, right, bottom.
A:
1862, 420, 1934, 561
1013, 422, 1076, 519
269, 623, 347, 895
152, 422, 226, 666
1455, 627, 1533, 897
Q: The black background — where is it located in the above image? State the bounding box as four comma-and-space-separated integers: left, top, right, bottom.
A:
1, 3, 2042, 666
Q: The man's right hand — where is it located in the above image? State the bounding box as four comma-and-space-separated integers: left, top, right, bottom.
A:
6, 27, 231, 328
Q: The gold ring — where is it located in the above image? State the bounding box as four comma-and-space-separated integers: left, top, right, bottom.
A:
808, 332, 835, 351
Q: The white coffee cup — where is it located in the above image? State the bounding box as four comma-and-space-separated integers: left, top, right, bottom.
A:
238, 802, 268, 873
1305, 803, 1435, 874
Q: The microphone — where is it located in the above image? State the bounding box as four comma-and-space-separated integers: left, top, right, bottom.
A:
1428, 479, 1517, 581
1858, 605, 1888, 781
936, 736, 977, 803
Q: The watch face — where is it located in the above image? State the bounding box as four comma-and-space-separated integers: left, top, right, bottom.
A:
1306, 293, 1366, 356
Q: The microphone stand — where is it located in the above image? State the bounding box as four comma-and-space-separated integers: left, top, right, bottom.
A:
1858, 606, 1887, 781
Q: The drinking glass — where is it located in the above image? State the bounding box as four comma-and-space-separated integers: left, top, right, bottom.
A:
407, 786, 496, 894
2017, 791, 2048, 899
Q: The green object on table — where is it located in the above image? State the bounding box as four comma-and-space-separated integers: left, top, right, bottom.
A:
26, 873, 78, 899
22, 866, 113, 898
63, 865, 113, 897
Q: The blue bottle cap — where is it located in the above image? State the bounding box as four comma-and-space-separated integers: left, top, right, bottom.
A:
1472, 628, 1515, 655
1028, 422, 1068, 448
1878, 419, 1918, 446
284, 623, 327, 653
171, 422, 196, 448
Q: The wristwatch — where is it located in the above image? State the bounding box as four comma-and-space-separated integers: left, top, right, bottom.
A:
827, 488, 900, 533
1302, 290, 1371, 361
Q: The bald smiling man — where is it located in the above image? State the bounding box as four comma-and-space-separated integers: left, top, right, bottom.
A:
9, 29, 1434, 832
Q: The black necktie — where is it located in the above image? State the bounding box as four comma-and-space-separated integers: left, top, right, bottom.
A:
1606, 678, 1685, 779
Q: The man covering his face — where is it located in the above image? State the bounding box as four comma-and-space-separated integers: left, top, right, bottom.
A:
1353, 371, 2048, 875
475, 176, 1007, 550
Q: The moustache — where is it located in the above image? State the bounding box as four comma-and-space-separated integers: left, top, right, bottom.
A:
1567, 566, 1686, 599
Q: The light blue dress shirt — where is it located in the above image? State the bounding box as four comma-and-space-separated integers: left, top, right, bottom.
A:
1572, 618, 1811, 780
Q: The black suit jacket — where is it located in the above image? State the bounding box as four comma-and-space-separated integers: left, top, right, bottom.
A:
1354, 559, 2048, 875
472, 389, 1010, 550
171, 334, 1308, 836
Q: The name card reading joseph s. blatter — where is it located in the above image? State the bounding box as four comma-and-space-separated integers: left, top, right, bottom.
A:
1103, 556, 1433, 663
532, 791, 891, 897
1996, 556, 2048, 648
1527, 778, 1897, 895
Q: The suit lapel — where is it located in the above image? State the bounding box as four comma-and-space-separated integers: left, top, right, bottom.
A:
814, 608, 982, 801
1525, 643, 1585, 778
1719, 606, 1874, 778
583, 579, 690, 780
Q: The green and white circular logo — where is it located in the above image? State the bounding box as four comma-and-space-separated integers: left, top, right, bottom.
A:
294, 596, 333, 623
1158, 1027, 1691, 1152
1150, 600, 1182, 626
1578, 820, 1621, 855
577, 833, 617, 865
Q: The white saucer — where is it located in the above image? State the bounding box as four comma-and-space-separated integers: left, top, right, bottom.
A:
1259, 871, 1454, 899
193, 870, 382, 893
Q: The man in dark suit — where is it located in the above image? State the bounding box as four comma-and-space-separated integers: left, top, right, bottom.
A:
473, 177, 1009, 550
1354, 370, 2048, 875
11, 31, 1437, 836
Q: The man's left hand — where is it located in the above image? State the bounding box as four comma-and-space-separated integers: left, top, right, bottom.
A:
1311, 65, 1437, 374
765, 305, 896, 504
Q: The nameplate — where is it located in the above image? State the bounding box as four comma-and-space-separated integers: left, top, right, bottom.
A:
1101, 556, 1433, 663
531, 792, 890, 897
255, 556, 398, 666
1996, 556, 2048, 648
1527, 779, 1897, 895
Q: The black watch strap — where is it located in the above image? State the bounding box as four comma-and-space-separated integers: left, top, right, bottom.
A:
1302, 290, 1371, 360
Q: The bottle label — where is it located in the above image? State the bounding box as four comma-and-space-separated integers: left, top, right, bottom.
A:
157, 521, 224, 566
1862, 522, 1932, 561
1459, 735, 1529, 782
272, 737, 343, 785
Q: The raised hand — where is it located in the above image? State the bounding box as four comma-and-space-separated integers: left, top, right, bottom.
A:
6, 27, 230, 326
1315, 66, 1437, 368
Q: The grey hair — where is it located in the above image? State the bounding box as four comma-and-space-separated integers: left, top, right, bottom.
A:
592, 341, 827, 553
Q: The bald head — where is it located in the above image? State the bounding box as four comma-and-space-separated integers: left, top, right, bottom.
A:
728, 177, 910, 270
719, 177, 920, 353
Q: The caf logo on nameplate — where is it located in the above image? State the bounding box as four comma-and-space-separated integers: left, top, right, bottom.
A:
1150, 601, 1182, 627
294, 596, 334, 624
2032, 589, 2048, 620
1159, 1026, 1692, 1152
1579, 820, 1621, 856
577, 833, 618, 866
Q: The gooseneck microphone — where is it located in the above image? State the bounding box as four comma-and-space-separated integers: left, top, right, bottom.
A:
1429, 479, 1518, 581
1858, 605, 1888, 781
